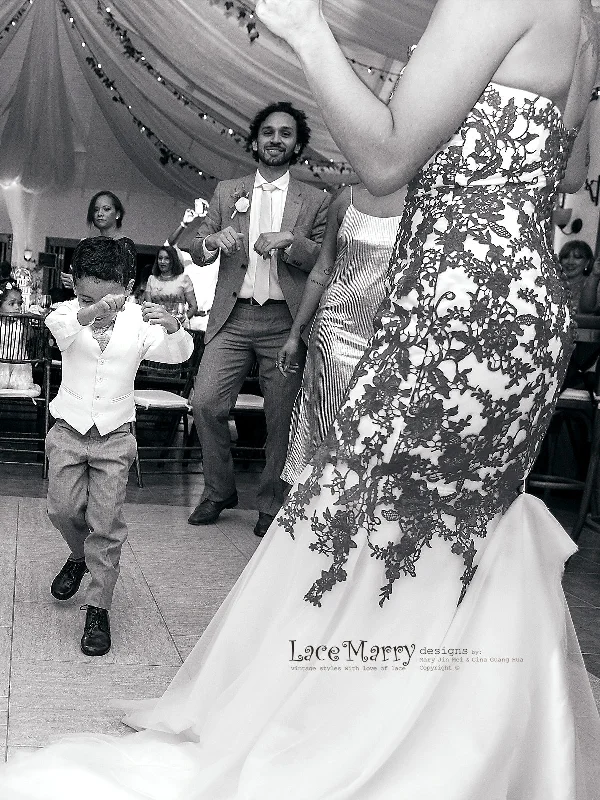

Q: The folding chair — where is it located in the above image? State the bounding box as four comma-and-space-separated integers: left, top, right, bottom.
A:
0, 313, 52, 476
230, 358, 266, 464
131, 330, 204, 487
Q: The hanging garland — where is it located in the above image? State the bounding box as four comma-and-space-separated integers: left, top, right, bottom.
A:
0, 0, 35, 45
96, 1, 247, 151
347, 58, 402, 84
60, 1, 217, 183
207, 0, 259, 43
207, 0, 404, 83
94, 2, 353, 178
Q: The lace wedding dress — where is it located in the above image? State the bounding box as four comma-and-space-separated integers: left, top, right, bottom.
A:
1, 82, 599, 800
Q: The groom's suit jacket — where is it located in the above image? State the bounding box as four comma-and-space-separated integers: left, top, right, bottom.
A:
190, 172, 330, 343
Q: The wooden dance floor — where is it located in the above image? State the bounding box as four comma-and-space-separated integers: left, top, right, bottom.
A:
0, 465, 598, 762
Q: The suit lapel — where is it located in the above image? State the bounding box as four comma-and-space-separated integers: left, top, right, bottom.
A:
281, 178, 302, 233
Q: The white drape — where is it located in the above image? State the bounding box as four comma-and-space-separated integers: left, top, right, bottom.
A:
0, 0, 430, 203
0, 0, 74, 192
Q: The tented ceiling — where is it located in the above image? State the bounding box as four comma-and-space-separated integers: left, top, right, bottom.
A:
0, 0, 437, 204
0, 0, 598, 208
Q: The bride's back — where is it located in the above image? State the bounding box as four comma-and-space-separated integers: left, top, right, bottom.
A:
492, 0, 597, 129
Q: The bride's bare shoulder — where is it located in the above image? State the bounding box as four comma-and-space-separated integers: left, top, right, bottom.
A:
429, 0, 581, 41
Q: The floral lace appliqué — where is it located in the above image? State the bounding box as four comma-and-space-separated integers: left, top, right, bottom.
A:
278, 82, 575, 609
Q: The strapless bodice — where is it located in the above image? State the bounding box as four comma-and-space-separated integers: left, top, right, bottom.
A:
412, 82, 576, 210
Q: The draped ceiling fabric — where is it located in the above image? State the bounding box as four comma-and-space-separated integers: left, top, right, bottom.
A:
0, 0, 431, 204
0, 0, 595, 206
0, 0, 74, 192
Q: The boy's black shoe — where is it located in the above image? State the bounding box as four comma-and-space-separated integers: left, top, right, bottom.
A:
50, 559, 88, 601
81, 605, 111, 657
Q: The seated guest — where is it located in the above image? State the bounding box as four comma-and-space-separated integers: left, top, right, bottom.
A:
144, 246, 198, 323
0, 280, 38, 391
559, 241, 600, 389
558, 240, 599, 312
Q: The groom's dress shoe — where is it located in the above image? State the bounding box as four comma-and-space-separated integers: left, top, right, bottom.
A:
50, 559, 88, 601
81, 605, 111, 657
254, 512, 275, 538
188, 492, 238, 525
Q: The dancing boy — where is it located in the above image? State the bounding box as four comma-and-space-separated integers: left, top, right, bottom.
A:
45, 237, 193, 656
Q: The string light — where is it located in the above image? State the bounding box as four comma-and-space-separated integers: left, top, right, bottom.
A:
0, 0, 34, 44
94, 2, 353, 179
60, 1, 219, 184
95, 1, 247, 150
347, 58, 403, 84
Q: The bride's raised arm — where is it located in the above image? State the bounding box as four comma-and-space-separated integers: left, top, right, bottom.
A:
256, 0, 539, 194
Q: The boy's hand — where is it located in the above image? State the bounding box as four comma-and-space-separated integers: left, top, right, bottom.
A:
94, 293, 127, 316
141, 302, 179, 334
77, 293, 127, 327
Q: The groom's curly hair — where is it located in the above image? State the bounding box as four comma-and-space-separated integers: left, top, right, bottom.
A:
246, 101, 311, 165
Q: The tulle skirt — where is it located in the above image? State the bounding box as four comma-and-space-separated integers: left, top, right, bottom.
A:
0, 493, 599, 799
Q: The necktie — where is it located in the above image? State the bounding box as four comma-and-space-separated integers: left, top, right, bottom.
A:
253, 183, 277, 305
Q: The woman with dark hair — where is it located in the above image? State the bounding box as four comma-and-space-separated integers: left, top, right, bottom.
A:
558, 239, 600, 312
144, 245, 197, 321
86, 190, 126, 236
558, 240, 600, 389
60, 191, 135, 295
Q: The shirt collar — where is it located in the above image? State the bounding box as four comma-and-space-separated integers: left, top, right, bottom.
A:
254, 170, 290, 192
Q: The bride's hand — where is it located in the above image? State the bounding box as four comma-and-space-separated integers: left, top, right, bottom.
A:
255, 0, 324, 49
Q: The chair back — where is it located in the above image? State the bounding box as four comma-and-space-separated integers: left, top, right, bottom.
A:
0, 313, 51, 365
135, 331, 205, 398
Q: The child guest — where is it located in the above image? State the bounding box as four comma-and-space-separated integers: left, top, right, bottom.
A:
0, 280, 39, 391
45, 238, 193, 656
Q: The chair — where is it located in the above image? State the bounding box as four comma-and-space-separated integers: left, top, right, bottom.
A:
0, 313, 52, 477
527, 314, 600, 542
131, 330, 205, 487
527, 387, 595, 500
230, 358, 266, 464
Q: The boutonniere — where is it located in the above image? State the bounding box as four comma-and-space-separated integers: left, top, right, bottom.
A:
231, 188, 250, 218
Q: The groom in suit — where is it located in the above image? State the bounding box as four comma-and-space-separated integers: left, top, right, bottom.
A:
188, 102, 331, 536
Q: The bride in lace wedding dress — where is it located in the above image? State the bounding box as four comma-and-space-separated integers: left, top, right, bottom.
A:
1, 0, 600, 797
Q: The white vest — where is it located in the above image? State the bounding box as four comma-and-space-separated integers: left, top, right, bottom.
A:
47, 302, 193, 435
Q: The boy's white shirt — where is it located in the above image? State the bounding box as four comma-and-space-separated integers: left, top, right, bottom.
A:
46, 300, 194, 435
